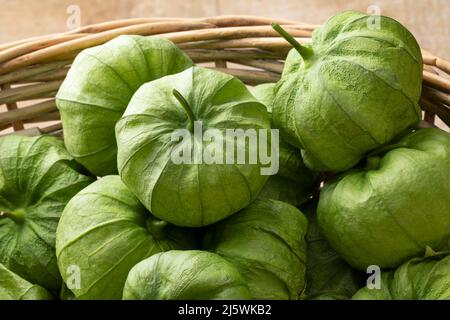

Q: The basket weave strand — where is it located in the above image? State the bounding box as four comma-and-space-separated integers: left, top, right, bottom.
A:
0, 15, 448, 137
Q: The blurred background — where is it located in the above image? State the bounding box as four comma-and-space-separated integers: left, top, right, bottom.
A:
1, 0, 449, 59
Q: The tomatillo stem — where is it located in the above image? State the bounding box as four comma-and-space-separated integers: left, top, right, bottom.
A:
173, 89, 196, 132
271, 23, 314, 60
0, 210, 25, 224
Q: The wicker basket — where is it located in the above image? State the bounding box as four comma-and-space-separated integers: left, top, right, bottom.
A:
0, 15, 449, 137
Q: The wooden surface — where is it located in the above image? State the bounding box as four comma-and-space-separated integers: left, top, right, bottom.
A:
0, 0, 449, 59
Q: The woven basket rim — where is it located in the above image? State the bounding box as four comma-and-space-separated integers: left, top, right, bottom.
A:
0, 14, 449, 136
